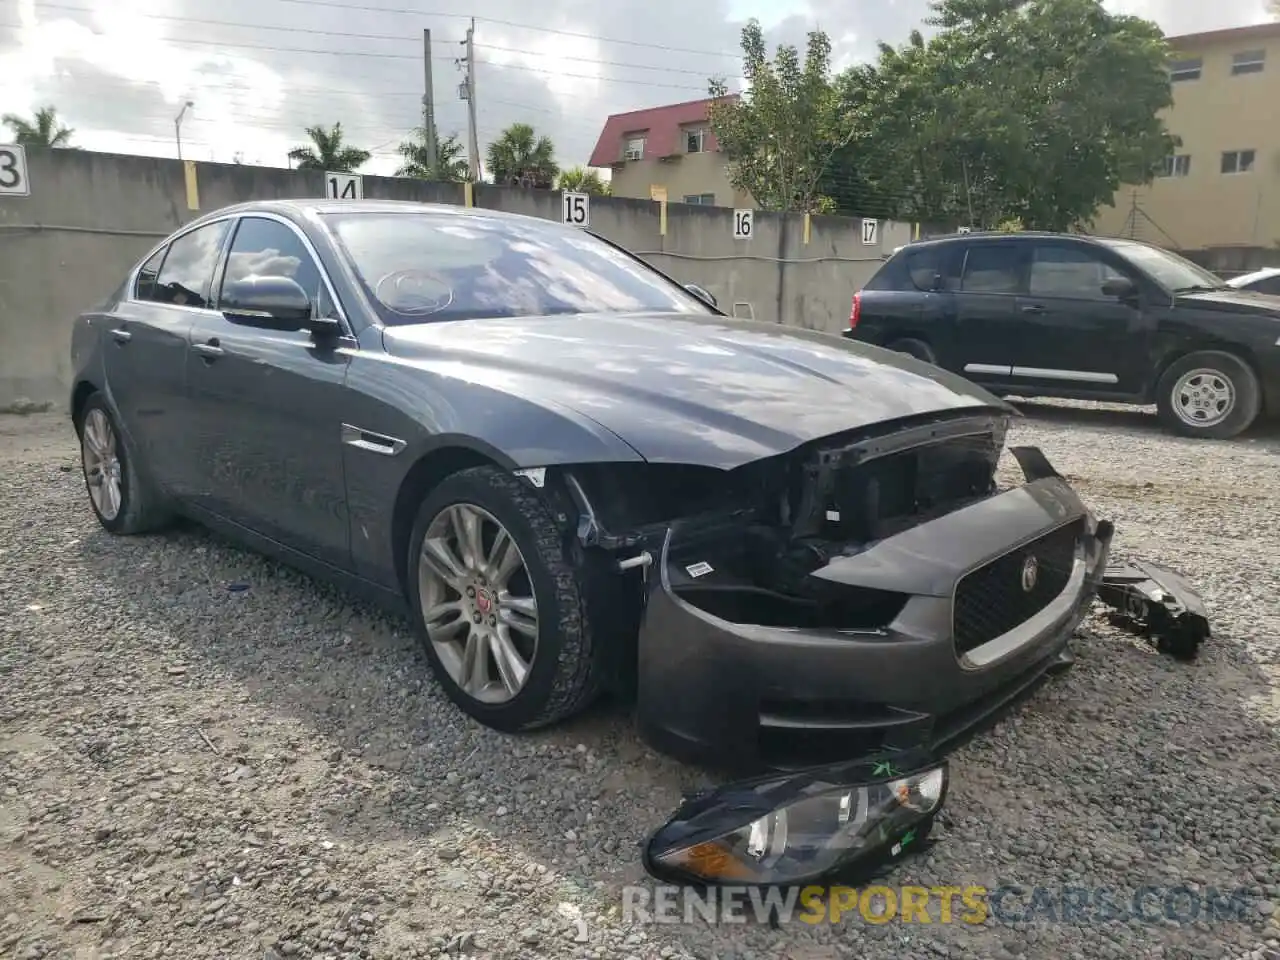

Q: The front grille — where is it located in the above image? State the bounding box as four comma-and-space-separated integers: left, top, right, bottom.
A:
953, 519, 1082, 655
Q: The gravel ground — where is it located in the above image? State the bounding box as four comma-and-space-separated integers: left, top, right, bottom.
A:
3, 401, 1280, 960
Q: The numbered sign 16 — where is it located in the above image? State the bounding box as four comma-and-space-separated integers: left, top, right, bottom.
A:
733, 208, 753, 240
861, 218, 879, 245
325, 172, 363, 200
562, 191, 589, 227
0, 144, 30, 197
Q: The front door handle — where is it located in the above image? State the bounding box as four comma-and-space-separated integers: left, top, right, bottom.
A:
191, 340, 224, 359
1020, 303, 1045, 314
109, 327, 132, 344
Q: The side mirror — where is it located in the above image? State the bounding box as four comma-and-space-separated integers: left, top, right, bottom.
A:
1101, 277, 1138, 300
221, 275, 322, 332
684, 283, 717, 308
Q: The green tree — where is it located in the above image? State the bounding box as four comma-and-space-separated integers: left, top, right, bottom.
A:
287, 123, 370, 172
2, 105, 74, 148
706, 19, 852, 213
557, 166, 610, 195
486, 123, 558, 187
831, 0, 1175, 231
396, 124, 470, 181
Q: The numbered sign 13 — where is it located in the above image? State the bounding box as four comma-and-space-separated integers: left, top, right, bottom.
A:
733, 209, 753, 240
325, 172, 363, 200
562, 191, 590, 227
0, 144, 31, 197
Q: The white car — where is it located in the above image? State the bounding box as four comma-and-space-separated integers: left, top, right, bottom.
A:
1227, 267, 1280, 295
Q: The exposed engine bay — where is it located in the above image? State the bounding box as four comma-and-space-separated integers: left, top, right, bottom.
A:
543, 411, 1010, 634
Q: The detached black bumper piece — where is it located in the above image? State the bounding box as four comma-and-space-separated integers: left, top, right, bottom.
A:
1097, 561, 1210, 661
644, 750, 948, 888
635, 458, 1114, 775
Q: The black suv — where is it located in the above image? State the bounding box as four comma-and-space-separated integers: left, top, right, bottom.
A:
844, 231, 1280, 439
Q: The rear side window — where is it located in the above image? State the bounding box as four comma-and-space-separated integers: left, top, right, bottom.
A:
903, 248, 943, 290
1250, 275, 1280, 296
134, 247, 167, 300
961, 244, 1024, 294
152, 221, 231, 309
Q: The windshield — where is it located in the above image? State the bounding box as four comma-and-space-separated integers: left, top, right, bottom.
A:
1096, 238, 1227, 292
325, 211, 714, 325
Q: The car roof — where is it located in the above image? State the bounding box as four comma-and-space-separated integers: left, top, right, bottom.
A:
898, 230, 1136, 253
190, 197, 538, 225
1228, 266, 1280, 287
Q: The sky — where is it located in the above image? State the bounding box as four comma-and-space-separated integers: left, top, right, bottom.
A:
0, 0, 1271, 177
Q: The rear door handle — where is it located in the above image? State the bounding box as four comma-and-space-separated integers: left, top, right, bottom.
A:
1020, 303, 1045, 314
192, 339, 224, 359
109, 327, 132, 344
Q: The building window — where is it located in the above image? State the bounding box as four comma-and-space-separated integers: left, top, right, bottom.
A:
1231, 49, 1266, 75
1158, 154, 1192, 178
685, 128, 707, 153
622, 136, 645, 161
683, 193, 716, 205
1169, 57, 1202, 82
1221, 149, 1256, 174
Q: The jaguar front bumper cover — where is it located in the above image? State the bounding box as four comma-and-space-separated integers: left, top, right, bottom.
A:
643, 754, 949, 887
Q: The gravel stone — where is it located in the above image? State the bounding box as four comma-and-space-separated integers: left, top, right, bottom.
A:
3, 401, 1280, 959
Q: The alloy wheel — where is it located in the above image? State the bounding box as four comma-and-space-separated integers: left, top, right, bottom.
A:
1172, 368, 1235, 428
417, 502, 539, 703
82, 408, 124, 521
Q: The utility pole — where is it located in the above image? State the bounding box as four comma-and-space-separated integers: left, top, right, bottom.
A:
422, 29, 438, 175
461, 19, 481, 181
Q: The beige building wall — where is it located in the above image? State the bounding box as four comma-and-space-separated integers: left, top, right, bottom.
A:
1093, 24, 1280, 252
607, 150, 753, 208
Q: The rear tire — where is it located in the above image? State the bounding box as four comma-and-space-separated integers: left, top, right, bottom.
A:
406, 466, 602, 733
885, 337, 937, 365
76, 392, 172, 535
1155, 350, 1260, 439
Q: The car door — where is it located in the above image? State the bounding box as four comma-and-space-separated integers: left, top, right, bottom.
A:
184, 214, 356, 568
948, 239, 1030, 385
102, 218, 233, 496
1009, 241, 1151, 395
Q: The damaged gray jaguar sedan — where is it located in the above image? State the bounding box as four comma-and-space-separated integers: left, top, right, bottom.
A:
69, 199, 1113, 782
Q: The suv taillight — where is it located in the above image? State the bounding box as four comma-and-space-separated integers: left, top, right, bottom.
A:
849, 290, 863, 329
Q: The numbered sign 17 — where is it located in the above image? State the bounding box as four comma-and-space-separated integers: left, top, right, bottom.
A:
0, 144, 31, 197
733, 209, 753, 240
562, 191, 590, 227
861, 218, 879, 245
325, 172, 363, 201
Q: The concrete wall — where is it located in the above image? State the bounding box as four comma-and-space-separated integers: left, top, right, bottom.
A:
0, 148, 909, 411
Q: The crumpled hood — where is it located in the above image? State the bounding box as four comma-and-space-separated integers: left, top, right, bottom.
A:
380, 312, 1007, 469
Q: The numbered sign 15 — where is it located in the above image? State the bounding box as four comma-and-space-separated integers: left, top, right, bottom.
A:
861, 218, 879, 245
733, 208, 753, 240
0, 144, 30, 197
325, 172, 363, 201
562, 191, 589, 227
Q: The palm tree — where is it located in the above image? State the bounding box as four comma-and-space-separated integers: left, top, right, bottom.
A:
485, 123, 558, 188
287, 123, 370, 172
396, 125, 470, 181
557, 166, 610, 196
2, 106, 74, 148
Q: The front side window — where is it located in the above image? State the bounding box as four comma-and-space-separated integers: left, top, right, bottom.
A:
1028, 245, 1125, 300
960, 244, 1024, 294
218, 216, 334, 318
135, 246, 167, 300
1248, 275, 1280, 296
152, 220, 231, 308
1096, 238, 1226, 292
325, 212, 715, 326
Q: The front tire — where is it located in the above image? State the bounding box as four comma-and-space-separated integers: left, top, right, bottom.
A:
1155, 350, 1260, 439
406, 466, 602, 733
76, 392, 172, 534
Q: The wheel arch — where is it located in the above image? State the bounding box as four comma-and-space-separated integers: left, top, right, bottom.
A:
1147, 341, 1263, 404
70, 379, 99, 430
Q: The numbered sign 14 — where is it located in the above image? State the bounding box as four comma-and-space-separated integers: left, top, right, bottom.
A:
861, 218, 879, 245
0, 144, 30, 197
733, 209, 753, 240
325, 172, 363, 200
562, 191, 590, 227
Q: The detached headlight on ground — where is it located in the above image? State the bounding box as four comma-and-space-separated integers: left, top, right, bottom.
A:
643, 759, 947, 887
